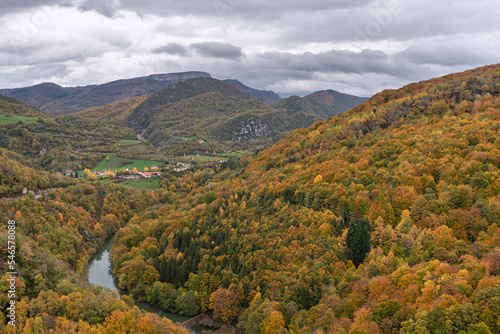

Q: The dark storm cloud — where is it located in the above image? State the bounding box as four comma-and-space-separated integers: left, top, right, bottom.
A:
152, 43, 190, 56
190, 42, 244, 60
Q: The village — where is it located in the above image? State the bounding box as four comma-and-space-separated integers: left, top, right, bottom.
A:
59, 162, 193, 180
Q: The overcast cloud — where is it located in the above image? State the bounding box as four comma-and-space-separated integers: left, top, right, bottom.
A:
0, 0, 498, 97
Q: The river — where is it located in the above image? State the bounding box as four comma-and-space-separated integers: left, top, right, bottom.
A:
87, 237, 195, 325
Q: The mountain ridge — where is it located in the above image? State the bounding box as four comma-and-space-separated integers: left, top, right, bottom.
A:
124, 77, 321, 155
223, 79, 282, 106
0, 71, 211, 115
305, 89, 369, 113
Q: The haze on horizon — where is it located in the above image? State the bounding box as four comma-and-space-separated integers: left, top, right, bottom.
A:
0, 0, 499, 97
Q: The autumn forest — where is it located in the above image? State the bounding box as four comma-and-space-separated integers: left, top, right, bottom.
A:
1, 64, 500, 333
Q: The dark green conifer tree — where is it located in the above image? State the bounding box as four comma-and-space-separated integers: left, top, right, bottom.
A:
346, 218, 371, 267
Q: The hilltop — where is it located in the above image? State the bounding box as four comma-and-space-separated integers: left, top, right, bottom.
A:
110, 64, 500, 332
0, 93, 47, 117
0, 75, 367, 160
275, 95, 340, 119
275, 89, 368, 120
125, 77, 321, 156
223, 79, 283, 106
306, 89, 368, 113
0, 71, 211, 115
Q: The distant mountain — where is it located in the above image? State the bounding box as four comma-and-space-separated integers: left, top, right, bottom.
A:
125, 77, 320, 155
0, 71, 211, 116
223, 79, 282, 106
306, 89, 368, 114
0, 94, 46, 117
275, 95, 340, 119
274, 90, 367, 120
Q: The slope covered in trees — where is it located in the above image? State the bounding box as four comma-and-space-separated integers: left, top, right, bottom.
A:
0, 115, 139, 172
223, 79, 283, 107
0, 148, 76, 197
305, 89, 368, 114
110, 64, 500, 332
275, 90, 367, 121
0, 159, 188, 332
275, 95, 341, 119
125, 77, 321, 156
72, 95, 151, 123
0, 94, 47, 118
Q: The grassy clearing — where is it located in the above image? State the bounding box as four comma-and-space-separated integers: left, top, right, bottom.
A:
225, 151, 243, 157
178, 152, 243, 162
117, 139, 140, 144
0, 115, 55, 124
182, 154, 217, 161
78, 155, 164, 174
121, 144, 150, 154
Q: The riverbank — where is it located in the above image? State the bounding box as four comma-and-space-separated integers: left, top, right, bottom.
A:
87, 236, 216, 333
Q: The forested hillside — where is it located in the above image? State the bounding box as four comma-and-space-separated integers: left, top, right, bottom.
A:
125, 77, 321, 156
275, 95, 341, 119
0, 158, 188, 332
0, 115, 138, 172
0, 95, 46, 118
109, 64, 500, 333
223, 79, 283, 107
305, 89, 368, 115
71, 95, 151, 123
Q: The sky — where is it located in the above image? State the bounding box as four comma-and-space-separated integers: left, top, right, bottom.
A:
0, 0, 499, 97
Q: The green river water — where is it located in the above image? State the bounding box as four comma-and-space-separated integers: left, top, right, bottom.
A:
87, 237, 212, 332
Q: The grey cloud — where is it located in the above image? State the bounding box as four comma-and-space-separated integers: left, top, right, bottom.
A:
152, 43, 190, 56
78, 0, 121, 18
258, 0, 500, 47
0, 0, 77, 17
92, 0, 373, 20
24, 63, 69, 79
190, 42, 243, 60
0, 0, 372, 21
0, 38, 111, 66
254, 49, 404, 76
1, 0, 499, 98
396, 43, 492, 67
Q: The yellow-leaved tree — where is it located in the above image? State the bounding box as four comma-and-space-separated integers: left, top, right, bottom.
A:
209, 288, 240, 323
83, 168, 91, 178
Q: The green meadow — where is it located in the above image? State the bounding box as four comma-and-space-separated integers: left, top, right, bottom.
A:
0, 115, 55, 124
78, 155, 163, 174
117, 139, 140, 144
106, 177, 162, 190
